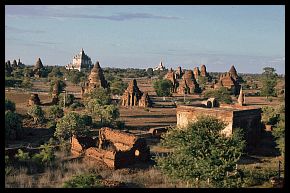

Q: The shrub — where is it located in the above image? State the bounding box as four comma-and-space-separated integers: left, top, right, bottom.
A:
15, 149, 30, 161
261, 106, 279, 125
63, 174, 103, 188
65, 70, 85, 85
84, 87, 111, 106
21, 77, 33, 88
47, 120, 57, 131
81, 115, 93, 126
70, 101, 84, 110
5, 78, 22, 88
156, 116, 246, 188
204, 87, 232, 104
5, 98, 16, 112
54, 112, 88, 140
27, 105, 45, 124
58, 93, 75, 107
153, 79, 173, 97
49, 79, 66, 95
110, 80, 128, 95
5, 110, 22, 140
115, 120, 125, 130
85, 98, 120, 126
260, 67, 277, 98
242, 169, 279, 187
47, 105, 64, 119
31, 143, 55, 166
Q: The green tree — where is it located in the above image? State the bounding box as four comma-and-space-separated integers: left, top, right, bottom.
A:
5, 98, 16, 112
153, 79, 173, 97
84, 87, 111, 105
204, 87, 232, 104
21, 77, 33, 88
5, 110, 22, 140
272, 105, 285, 157
5, 60, 12, 77
85, 98, 119, 126
54, 112, 88, 140
65, 70, 85, 85
260, 67, 277, 98
15, 149, 30, 161
146, 68, 154, 77
49, 79, 66, 95
27, 105, 45, 124
23, 67, 33, 77
32, 143, 56, 166
47, 105, 64, 119
197, 76, 207, 90
48, 67, 63, 78
11, 68, 24, 79
58, 93, 75, 107
110, 80, 128, 95
155, 116, 246, 188
101, 104, 120, 125
261, 106, 279, 125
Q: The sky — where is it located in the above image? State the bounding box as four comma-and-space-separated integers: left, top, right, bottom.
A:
5, 5, 285, 74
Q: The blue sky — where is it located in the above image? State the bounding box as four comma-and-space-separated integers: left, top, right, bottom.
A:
5, 5, 285, 74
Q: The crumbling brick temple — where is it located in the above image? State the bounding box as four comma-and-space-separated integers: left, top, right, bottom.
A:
176, 104, 262, 147
71, 127, 150, 169
33, 58, 44, 78
214, 65, 241, 95
177, 70, 200, 94
164, 68, 178, 92
121, 79, 152, 107
82, 61, 108, 96
175, 66, 183, 79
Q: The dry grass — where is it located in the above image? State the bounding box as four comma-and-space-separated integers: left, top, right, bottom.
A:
5, 167, 34, 188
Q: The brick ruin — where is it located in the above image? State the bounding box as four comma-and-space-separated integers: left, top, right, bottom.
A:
82, 61, 108, 96
193, 67, 200, 80
138, 92, 152, 107
175, 66, 183, 79
237, 87, 245, 106
201, 97, 219, 108
164, 68, 178, 92
51, 80, 60, 104
121, 79, 152, 107
177, 70, 200, 94
228, 65, 239, 81
71, 127, 150, 169
214, 65, 241, 95
33, 58, 44, 78
200, 64, 208, 77
28, 94, 41, 106
193, 64, 212, 84
176, 104, 262, 147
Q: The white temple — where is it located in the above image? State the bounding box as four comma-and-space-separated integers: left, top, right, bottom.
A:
153, 61, 166, 71
65, 48, 93, 72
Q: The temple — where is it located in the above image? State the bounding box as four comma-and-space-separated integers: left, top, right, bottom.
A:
153, 61, 166, 71
65, 48, 92, 72
33, 58, 44, 78
121, 79, 152, 107
214, 65, 241, 95
82, 61, 109, 95
177, 70, 200, 94
164, 68, 178, 92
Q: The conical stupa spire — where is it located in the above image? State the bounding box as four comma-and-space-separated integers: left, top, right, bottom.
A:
229, 65, 238, 78
237, 87, 244, 106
